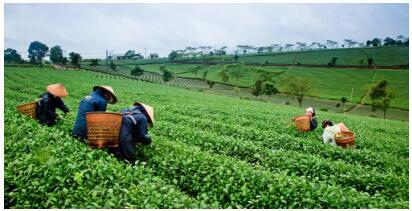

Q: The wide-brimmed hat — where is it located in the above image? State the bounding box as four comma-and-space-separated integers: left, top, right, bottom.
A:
133, 102, 154, 127
305, 107, 314, 114
47, 83, 68, 97
93, 86, 118, 104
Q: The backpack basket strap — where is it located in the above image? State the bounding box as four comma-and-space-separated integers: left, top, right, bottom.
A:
123, 110, 143, 125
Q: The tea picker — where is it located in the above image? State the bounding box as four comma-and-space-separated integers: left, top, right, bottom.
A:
321, 120, 355, 147
292, 107, 318, 131
36, 83, 70, 126
110, 102, 155, 163
72, 85, 118, 140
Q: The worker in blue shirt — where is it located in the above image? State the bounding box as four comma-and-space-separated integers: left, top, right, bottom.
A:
72, 86, 117, 140
112, 102, 154, 163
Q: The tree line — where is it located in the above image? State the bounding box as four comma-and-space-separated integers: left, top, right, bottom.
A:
5, 41, 82, 68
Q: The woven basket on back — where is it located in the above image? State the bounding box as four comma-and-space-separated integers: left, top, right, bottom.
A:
17, 102, 37, 119
294, 115, 310, 132
335, 131, 356, 148
86, 112, 123, 149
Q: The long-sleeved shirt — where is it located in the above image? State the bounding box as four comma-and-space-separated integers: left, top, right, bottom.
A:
115, 106, 152, 162
72, 90, 108, 139
322, 125, 341, 146
36, 92, 70, 126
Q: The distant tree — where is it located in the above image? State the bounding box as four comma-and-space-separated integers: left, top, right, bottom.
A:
233, 87, 241, 98
366, 40, 373, 47
202, 70, 208, 80
160, 65, 174, 82
149, 53, 159, 59
206, 80, 215, 89
251, 79, 265, 101
124, 50, 136, 59
4, 48, 22, 63
218, 69, 230, 84
89, 59, 99, 66
369, 80, 395, 119
340, 97, 348, 114
62, 57, 68, 65
28, 41, 49, 64
296, 42, 307, 50
367, 58, 374, 66
69, 52, 82, 68
284, 44, 294, 51
371, 38, 382, 47
328, 57, 338, 66
326, 40, 338, 48
383, 37, 397, 46
190, 65, 203, 78
49, 45, 64, 64
234, 54, 239, 62
263, 82, 279, 100
131, 65, 144, 80
109, 61, 116, 71
168, 51, 179, 62
281, 76, 313, 107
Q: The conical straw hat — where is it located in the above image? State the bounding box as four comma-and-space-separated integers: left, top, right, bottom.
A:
47, 83, 68, 97
133, 102, 154, 127
93, 86, 118, 104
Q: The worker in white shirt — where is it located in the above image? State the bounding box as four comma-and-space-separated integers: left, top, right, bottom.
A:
321, 120, 350, 146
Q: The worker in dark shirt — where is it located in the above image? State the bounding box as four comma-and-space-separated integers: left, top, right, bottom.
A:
112, 102, 154, 163
72, 86, 118, 140
36, 83, 70, 126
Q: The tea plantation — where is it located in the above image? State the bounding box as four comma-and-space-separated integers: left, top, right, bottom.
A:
4, 67, 409, 208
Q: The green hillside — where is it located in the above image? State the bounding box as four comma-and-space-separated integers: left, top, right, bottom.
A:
237, 46, 408, 66
5, 67, 408, 208
120, 64, 407, 109
83, 46, 408, 67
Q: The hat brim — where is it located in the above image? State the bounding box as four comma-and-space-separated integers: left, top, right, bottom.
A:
47, 84, 68, 97
133, 102, 154, 126
93, 86, 118, 104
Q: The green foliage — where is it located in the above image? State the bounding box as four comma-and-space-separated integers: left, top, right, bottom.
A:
69, 52, 82, 68
5, 48, 22, 63
280, 76, 313, 107
168, 51, 179, 62
233, 86, 240, 97
327, 57, 338, 66
4, 67, 408, 208
206, 80, 215, 88
131, 65, 144, 79
28, 41, 49, 64
369, 80, 395, 119
160, 65, 174, 82
109, 61, 116, 71
89, 59, 99, 66
263, 82, 279, 100
218, 69, 230, 84
202, 70, 208, 80
50, 46, 64, 64
251, 79, 264, 100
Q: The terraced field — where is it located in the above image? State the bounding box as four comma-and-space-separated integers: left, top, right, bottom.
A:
5, 67, 409, 208
107, 46, 408, 66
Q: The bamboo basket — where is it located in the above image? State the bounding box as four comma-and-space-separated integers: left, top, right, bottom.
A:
294, 115, 310, 132
16, 102, 37, 119
335, 131, 356, 148
86, 112, 123, 149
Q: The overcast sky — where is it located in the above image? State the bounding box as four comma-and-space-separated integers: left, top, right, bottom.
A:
5, 3, 409, 59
